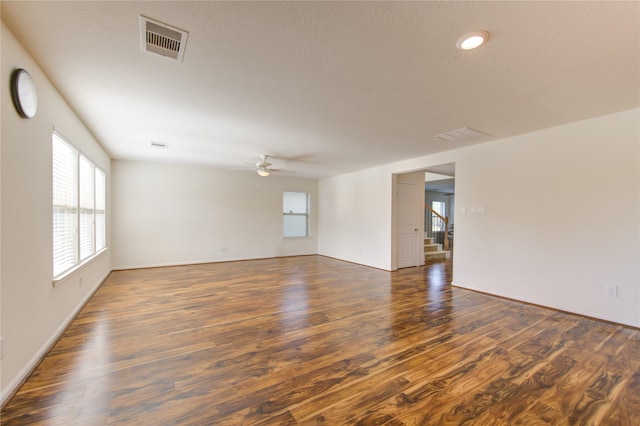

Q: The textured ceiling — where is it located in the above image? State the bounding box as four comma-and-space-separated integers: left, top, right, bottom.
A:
2, 1, 639, 179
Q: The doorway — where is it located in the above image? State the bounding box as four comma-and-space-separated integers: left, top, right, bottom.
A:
424, 163, 455, 259
393, 163, 455, 270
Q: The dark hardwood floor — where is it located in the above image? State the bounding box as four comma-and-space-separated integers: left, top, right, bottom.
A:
2, 256, 639, 425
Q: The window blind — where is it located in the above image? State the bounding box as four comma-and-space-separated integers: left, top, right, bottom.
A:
79, 156, 95, 260
52, 134, 79, 277
95, 169, 106, 251
52, 131, 106, 280
283, 192, 309, 238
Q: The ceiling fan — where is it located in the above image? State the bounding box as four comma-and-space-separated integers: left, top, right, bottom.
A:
246, 154, 293, 177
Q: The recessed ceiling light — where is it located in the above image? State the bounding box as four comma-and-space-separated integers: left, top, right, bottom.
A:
456, 30, 490, 50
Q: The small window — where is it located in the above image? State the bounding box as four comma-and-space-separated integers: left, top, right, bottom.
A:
431, 201, 446, 233
283, 191, 309, 238
52, 132, 106, 280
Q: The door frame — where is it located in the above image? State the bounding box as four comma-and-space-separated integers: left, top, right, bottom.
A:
392, 163, 456, 271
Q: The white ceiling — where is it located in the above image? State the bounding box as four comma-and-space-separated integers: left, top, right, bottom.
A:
2, 1, 639, 179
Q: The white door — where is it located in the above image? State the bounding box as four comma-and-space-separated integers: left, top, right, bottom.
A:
397, 182, 419, 268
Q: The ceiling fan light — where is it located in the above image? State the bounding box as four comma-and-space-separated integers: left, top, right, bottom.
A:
257, 169, 270, 177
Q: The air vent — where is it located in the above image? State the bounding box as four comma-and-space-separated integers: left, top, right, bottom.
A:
140, 16, 188, 62
435, 127, 492, 142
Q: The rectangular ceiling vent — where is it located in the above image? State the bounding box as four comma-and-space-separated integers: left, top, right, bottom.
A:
435, 127, 492, 142
140, 16, 188, 62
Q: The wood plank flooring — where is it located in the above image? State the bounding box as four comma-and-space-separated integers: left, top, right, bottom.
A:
2, 255, 639, 425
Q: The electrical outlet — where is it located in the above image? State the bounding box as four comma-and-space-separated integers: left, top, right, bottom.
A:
79, 276, 83, 286
1, 336, 4, 359
605, 285, 618, 297
220, 246, 229, 252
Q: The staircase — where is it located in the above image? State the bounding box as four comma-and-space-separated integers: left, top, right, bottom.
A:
424, 236, 451, 262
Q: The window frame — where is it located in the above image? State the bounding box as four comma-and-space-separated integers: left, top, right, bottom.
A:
52, 131, 107, 284
283, 191, 310, 239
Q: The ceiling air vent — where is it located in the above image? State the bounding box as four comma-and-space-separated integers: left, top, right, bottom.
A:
140, 16, 188, 62
435, 127, 492, 142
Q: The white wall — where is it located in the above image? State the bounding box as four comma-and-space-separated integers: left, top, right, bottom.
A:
318, 165, 393, 270
318, 109, 640, 327
111, 160, 317, 269
1, 22, 112, 402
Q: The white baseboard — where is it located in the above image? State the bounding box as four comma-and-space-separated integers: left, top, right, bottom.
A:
451, 281, 640, 329
112, 253, 318, 271
112, 258, 238, 270
1, 270, 110, 407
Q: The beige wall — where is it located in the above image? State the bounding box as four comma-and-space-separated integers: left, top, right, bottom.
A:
1, 23, 112, 402
449, 109, 639, 327
319, 109, 640, 327
111, 160, 317, 269
318, 164, 394, 269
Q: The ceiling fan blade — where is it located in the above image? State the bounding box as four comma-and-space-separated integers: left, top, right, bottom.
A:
235, 155, 297, 176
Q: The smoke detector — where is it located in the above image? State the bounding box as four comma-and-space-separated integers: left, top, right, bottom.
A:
140, 16, 189, 62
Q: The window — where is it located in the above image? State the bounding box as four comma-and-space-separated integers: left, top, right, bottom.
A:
431, 201, 446, 233
52, 132, 106, 279
283, 191, 309, 238
52, 135, 79, 276
95, 169, 106, 251
79, 156, 95, 260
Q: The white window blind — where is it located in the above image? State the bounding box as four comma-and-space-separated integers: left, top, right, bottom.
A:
53, 134, 79, 277
283, 191, 309, 238
79, 156, 95, 260
52, 131, 106, 280
95, 169, 106, 251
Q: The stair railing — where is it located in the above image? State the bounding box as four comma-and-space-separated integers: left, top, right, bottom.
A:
425, 204, 449, 251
